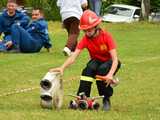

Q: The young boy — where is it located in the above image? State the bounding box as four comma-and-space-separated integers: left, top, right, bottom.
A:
50, 10, 121, 111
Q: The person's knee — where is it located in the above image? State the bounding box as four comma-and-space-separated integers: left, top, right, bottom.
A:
82, 60, 101, 77
82, 63, 98, 76
87, 60, 99, 71
97, 61, 112, 75
11, 23, 21, 30
97, 60, 121, 76
11, 24, 17, 29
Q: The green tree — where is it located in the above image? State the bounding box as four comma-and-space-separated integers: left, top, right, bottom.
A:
0, 0, 7, 9
16, 0, 25, 6
25, 0, 60, 20
151, 0, 160, 10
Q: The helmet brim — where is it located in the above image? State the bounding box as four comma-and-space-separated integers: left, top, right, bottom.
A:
79, 18, 102, 30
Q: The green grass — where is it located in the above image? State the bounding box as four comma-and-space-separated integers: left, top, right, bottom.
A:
0, 22, 160, 120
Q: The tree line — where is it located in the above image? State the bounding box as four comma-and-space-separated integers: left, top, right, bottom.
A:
0, 0, 160, 20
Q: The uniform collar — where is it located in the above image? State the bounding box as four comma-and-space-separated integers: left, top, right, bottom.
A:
2, 9, 21, 17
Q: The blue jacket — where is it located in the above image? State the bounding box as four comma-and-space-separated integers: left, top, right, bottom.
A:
26, 18, 52, 49
0, 10, 30, 40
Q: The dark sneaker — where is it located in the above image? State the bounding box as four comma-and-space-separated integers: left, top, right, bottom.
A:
63, 47, 72, 56
103, 98, 111, 111
8, 45, 20, 53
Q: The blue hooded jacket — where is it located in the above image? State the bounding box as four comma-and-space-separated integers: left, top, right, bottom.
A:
26, 18, 52, 49
0, 10, 30, 41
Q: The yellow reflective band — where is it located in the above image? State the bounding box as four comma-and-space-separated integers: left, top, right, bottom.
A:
96, 78, 103, 81
80, 76, 94, 82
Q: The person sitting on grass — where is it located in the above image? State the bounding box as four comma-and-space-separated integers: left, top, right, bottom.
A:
6, 8, 52, 53
0, 0, 30, 52
50, 10, 121, 111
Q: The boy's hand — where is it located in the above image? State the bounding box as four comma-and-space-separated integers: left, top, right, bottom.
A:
96, 75, 113, 86
49, 67, 64, 75
5, 41, 13, 48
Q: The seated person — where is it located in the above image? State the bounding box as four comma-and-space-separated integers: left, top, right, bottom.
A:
0, 0, 30, 51
7, 8, 52, 53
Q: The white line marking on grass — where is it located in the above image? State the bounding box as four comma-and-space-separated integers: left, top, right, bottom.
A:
124, 56, 160, 64
0, 76, 79, 97
0, 87, 39, 97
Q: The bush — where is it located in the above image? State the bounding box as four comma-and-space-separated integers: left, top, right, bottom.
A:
25, 0, 61, 21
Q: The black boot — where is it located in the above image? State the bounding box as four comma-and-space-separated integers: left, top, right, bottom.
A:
103, 98, 111, 111
77, 80, 92, 97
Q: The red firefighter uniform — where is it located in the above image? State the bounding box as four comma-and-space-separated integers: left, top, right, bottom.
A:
77, 29, 116, 62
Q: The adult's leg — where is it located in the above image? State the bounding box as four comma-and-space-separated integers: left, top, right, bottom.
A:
94, 0, 102, 16
63, 17, 80, 51
88, 0, 94, 11
11, 24, 38, 52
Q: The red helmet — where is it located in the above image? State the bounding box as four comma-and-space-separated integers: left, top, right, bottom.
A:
79, 10, 102, 30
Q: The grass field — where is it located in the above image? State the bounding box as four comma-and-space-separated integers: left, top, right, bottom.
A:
0, 22, 160, 120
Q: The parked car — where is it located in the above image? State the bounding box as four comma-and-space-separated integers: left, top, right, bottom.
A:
102, 4, 141, 23
149, 9, 160, 22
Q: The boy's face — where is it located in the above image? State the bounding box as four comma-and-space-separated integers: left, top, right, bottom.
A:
7, 2, 17, 16
32, 10, 42, 21
84, 27, 96, 38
